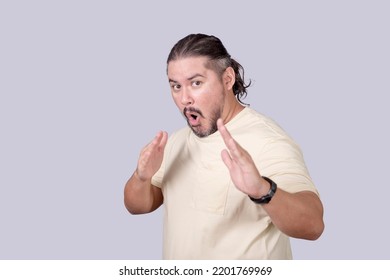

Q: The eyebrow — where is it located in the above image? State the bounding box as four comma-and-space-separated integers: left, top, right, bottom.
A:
168, 73, 206, 84
187, 74, 205, 80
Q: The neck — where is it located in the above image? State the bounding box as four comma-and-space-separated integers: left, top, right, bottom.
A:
222, 97, 245, 124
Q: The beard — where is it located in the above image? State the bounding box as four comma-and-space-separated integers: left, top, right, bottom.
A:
184, 106, 223, 138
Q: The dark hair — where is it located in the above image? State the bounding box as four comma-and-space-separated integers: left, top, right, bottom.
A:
167, 34, 251, 105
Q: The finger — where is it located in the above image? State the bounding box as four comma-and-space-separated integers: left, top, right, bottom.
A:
150, 131, 165, 147
217, 118, 233, 146
217, 119, 244, 161
221, 149, 233, 171
153, 131, 164, 144
159, 131, 168, 149
141, 131, 166, 154
217, 119, 238, 153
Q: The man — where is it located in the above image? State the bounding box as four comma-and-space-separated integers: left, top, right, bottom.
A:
124, 34, 324, 259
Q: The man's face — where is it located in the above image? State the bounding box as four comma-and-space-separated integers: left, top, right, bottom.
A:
167, 56, 226, 137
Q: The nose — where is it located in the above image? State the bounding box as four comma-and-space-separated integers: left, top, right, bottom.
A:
180, 88, 194, 106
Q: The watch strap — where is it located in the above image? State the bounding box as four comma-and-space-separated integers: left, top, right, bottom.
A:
249, 176, 277, 204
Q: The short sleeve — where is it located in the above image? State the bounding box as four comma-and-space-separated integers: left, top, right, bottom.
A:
257, 137, 318, 195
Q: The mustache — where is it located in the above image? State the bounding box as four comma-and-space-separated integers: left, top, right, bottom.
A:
183, 107, 204, 118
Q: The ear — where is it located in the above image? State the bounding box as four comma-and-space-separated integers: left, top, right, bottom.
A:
223, 67, 235, 91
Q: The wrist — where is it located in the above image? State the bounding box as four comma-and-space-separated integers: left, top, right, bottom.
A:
248, 176, 277, 204
134, 169, 150, 183
250, 177, 272, 199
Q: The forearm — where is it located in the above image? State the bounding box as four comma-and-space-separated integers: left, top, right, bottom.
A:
124, 171, 163, 215
263, 189, 324, 240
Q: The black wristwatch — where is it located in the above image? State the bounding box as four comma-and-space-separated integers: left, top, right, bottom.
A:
249, 176, 277, 204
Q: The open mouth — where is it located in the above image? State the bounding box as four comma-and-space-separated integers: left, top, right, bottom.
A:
190, 113, 198, 120
184, 108, 203, 127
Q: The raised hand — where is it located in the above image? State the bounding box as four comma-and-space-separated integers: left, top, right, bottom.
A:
217, 119, 268, 198
135, 131, 168, 182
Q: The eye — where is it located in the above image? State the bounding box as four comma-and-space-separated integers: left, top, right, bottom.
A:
192, 80, 202, 87
171, 84, 181, 91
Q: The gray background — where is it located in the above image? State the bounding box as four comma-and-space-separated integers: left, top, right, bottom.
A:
1, 0, 389, 259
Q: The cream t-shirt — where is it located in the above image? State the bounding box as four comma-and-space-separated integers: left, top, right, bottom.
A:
152, 107, 318, 259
